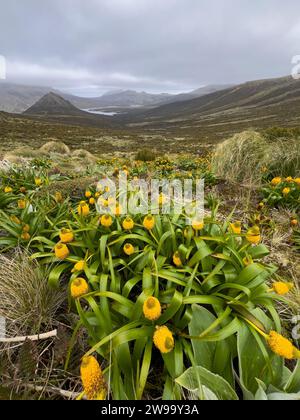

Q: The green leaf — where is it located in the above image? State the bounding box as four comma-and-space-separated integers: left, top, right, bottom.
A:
176, 366, 238, 400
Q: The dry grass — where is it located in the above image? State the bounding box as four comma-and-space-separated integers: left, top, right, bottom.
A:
0, 250, 65, 337
212, 131, 300, 184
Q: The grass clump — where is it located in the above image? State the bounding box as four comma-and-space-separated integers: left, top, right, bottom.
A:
0, 251, 64, 336
39, 141, 71, 155
135, 149, 156, 162
212, 130, 300, 184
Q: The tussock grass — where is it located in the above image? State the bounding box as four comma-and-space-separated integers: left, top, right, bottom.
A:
0, 251, 64, 337
39, 141, 71, 155
212, 130, 300, 184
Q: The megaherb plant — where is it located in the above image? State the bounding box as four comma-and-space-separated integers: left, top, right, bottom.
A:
9, 189, 294, 400
0, 168, 299, 400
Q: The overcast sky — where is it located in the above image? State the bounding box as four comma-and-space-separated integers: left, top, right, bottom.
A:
1, 0, 300, 96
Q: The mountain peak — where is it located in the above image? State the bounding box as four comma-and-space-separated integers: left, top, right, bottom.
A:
24, 92, 83, 116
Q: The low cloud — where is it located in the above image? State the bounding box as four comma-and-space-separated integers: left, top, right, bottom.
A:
1, 0, 299, 95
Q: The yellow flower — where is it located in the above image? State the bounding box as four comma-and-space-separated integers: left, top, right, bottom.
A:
100, 214, 113, 228
143, 215, 155, 230
192, 219, 204, 231
123, 243, 135, 256
122, 217, 134, 230
95, 191, 101, 198
267, 331, 300, 360
4, 186, 13, 193
80, 356, 106, 400
78, 201, 90, 217
72, 260, 86, 273
294, 178, 300, 186
173, 251, 182, 267
230, 221, 242, 235
21, 232, 31, 241
282, 187, 291, 196
71, 278, 89, 299
59, 228, 74, 243
55, 192, 63, 203
143, 297, 162, 321
257, 202, 265, 210
18, 199, 26, 209
271, 177, 282, 186
286, 176, 293, 182
85, 191, 92, 198
272, 281, 293, 296
114, 204, 122, 216
22, 224, 30, 233
158, 193, 166, 206
246, 226, 261, 245
89, 197, 96, 205
291, 218, 298, 227
153, 326, 174, 354
10, 215, 21, 225
55, 243, 70, 260
35, 178, 42, 187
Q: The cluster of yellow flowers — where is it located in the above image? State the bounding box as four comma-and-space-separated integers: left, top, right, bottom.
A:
270, 176, 300, 197
230, 221, 261, 245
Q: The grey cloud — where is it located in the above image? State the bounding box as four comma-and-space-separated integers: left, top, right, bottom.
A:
0, 0, 300, 95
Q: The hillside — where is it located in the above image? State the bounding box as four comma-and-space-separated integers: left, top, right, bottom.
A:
24, 92, 87, 116
121, 76, 300, 139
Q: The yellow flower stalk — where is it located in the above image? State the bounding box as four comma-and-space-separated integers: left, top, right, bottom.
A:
80, 356, 106, 401
143, 215, 155, 230
272, 281, 293, 296
123, 243, 135, 256
35, 178, 42, 187
59, 228, 74, 244
18, 199, 26, 209
100, 214, 113, 228
267, 331, 300, 360
122, 216, 134, 230
72, 260, 86, 273
153, 326, 175, 354
143, 297, 162, 321
78, 201, 90, 217
55, 243, 70, 260
246, 226, 261, 245
282, 187, 291, 196
192, 219, 204, 231
230, 221, 242, 235
71, 278, 89, 299
271, 177, 282, 186
173, 251, 182, 267
4, 186, 12, 193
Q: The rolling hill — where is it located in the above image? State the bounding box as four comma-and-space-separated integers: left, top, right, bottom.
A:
119, 76, 300, 140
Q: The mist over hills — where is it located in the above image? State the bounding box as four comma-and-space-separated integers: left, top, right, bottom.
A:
0, 81, 232, 113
